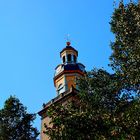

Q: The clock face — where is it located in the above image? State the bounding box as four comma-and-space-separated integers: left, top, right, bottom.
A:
56, 65, 62, 74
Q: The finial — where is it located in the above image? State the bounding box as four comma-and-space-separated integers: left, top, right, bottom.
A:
66, 41, 71, 46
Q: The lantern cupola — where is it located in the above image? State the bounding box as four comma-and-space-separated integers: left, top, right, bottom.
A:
54, 42, 85, 95
60, 42, 78, 64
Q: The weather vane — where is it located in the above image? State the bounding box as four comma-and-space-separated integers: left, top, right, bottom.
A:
66, 34, 71, 41
65, 34, 71, 46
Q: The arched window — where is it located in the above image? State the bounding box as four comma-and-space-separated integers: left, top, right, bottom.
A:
73, 55, 77, 62
67, 54, 71, 62
57, 84, 64, 95
63, 56, 65, 63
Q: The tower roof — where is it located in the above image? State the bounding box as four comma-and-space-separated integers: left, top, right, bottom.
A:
60, 42, 78, 56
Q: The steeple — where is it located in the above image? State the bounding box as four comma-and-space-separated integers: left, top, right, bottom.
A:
54, 42, 85, 95
38, 41, 86, 140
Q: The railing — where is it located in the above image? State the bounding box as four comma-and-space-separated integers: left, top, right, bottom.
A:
44, 89, 71, 108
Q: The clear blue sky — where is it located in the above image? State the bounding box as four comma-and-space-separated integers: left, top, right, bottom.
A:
0, 0, 131, 137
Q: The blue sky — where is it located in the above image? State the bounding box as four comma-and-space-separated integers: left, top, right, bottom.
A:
0, 0, 129, 136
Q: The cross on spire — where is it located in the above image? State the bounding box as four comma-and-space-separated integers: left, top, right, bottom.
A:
66, 34, 71, 42
66, 34, 71, 46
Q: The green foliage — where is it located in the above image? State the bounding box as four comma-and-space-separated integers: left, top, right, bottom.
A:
0, 96, 39, 140
44, 1, 140, 140
44, 69, 140, 140
110, 1, 140, 86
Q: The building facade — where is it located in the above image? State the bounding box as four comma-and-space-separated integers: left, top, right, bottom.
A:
38, 42, 85, 140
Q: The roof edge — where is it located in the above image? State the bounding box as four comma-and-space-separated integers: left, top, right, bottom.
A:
60, 46, 78, 56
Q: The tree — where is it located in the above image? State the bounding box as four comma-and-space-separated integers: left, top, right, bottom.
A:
44, 1, 140, 139
110, 1, 140, 87
0, 96, 39, 140
44, 69, 140, 140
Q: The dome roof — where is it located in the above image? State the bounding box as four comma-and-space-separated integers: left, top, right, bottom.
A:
60, 43, 78, 56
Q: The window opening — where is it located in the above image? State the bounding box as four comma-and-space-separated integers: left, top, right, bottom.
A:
74, 55, 77, 62
67, 54, 71, 62
63, 56, 65, 63
57, 84, 63, 95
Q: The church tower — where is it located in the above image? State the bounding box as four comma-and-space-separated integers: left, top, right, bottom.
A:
54, 41, 85, 95
38, 42, 85, 140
